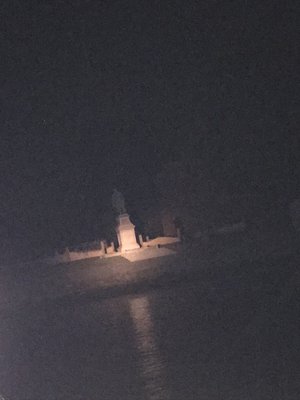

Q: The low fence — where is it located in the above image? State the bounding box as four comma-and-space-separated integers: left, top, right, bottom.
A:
43, 248, 106, 266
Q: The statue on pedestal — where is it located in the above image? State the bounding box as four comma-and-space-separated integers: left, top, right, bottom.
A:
112, 188, 140, 252
112, 188, 127, 215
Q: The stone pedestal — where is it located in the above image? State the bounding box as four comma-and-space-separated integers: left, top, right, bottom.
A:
116, 213, 140, 252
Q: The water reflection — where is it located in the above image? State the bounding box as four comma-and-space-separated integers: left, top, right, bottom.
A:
129, 295, 170, 400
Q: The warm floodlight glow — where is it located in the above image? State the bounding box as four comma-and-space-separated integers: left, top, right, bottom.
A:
116, 213, 140, 252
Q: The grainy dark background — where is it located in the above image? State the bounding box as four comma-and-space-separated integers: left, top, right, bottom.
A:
1, 0, 298, 260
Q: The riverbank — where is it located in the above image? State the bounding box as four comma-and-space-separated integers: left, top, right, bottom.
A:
1, 228, 299, 316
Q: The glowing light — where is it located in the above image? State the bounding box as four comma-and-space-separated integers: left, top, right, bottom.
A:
116, 214, 140, 252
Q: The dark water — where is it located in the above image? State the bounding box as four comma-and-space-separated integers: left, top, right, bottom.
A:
0, 266, 299, 399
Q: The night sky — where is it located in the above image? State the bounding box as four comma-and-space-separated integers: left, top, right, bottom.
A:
1, 0, 299, 260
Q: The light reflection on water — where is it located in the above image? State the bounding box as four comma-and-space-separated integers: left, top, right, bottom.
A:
129, 296, 171, 400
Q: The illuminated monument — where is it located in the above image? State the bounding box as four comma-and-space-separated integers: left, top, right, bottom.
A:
112, 189, 140, 252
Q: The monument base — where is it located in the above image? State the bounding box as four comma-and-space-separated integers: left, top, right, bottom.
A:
116, 213, 140, 253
